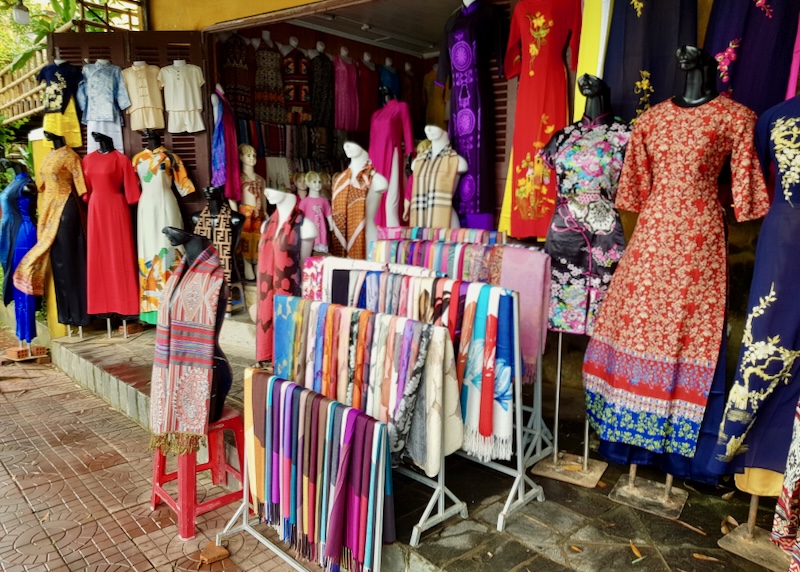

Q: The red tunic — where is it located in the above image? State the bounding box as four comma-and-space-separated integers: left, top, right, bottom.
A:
82, 150, 141, 316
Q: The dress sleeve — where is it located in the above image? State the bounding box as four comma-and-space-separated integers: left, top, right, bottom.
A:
114, 67, 132, 112
614, 119, 651, 213
76, 154, 90, 199
568, 0, 582, 71
323, 199, 333, 218
171, 153, 196, 197
504, 4, 522, 81
76, 79, 88, 123
539, 129, 564, 169
731, 109, 770, 222
196, 66, 206, 88
401, 102, 414, 156
120, 154, 141, 205
754, 108, 774, 183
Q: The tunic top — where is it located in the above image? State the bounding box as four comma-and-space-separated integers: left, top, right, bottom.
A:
283, 48, 311, 125
38, 62, 82, 114
310, 54, 335, 128
158, 64, 205, 113
334, 57, 359, 131
121, 64, 165, 131
219, 33, 255, 118
76, 61, 131, 125
254, 42, 286, 124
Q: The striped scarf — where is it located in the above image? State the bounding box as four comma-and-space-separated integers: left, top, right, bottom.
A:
410, 146, 461, 228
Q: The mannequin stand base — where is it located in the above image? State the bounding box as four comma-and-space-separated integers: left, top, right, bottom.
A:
531, 452, 607, 488
608, 474, 688, 520
718, 525, 789, 572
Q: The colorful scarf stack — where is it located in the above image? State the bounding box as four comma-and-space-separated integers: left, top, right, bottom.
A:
272, 295, 463, 477
149, 244, 228, 454
243, 371, 393, 572
377, 226, 507, 245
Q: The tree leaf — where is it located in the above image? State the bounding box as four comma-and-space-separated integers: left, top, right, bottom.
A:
629, 540, 642, 559
692, 553, 721, 562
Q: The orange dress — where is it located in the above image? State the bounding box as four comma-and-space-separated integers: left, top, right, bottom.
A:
331, 165, 375, 260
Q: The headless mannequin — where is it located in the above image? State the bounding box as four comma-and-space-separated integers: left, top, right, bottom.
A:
173, 59, 187, 68
339, 46, 352, 64
404, 62, 413, 76
133, 60, 147, 68
362, 51, 375, 71
308, 40, 332, 61
383, 57, 396, 74
53, 59, 66, 65
262, 30, 273, 48
92, 132, 114, 154
162, 227, 231, 423
462, 0, 477, 6
340, 142, 389, 251
408, 125, 467, 227
672, 45, 718, 108
96, 59, 110, 65
278, 36, 302, 57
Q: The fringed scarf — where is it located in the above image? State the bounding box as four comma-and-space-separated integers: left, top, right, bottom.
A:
149, 244, 227, 455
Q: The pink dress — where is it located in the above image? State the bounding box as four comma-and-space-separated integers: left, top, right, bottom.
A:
334, 57, 359, 131
298, 195, 332, 252
368, 99, 414, 227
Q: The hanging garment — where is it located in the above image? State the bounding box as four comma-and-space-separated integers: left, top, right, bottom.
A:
573, 0, 615, 121
283, 48, 311, 125
218, 33, 255, 119
334, 56, 359, 132
498, 0, 581, 239
602, 0, 697, 123
400, 71, 422, 134
357, 62, 380, 135
82, 150, 141, 317
709, 96, 800, 495
76, 61, 131, 125
410, 145, 461, 228
121, 64, 165, 131
132, 146, 195, 324
368, 99, 413, 227
331, 165, 375, 259
0, 173, 36, 342
256, 203, 305, 363
149, 244, 228, 454
310, 54, 335, 129
704, 0, 800, 116
540, 117, 630, 335
211, 87, 242, 202
774, 401, 800, 571
193, 202, 240, 305
423, 68, 448, 130
298, 195, 333, 253
42, 97, 82, 149
239, 175, 266, 265
254, 41, 286, 124
582, 97, 769, 459
158, 62, 206, 133
437, 0, 507, 231
378, 65, 400, 99
38, 62, 82, 115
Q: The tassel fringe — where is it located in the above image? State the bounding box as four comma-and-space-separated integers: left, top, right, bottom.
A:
462, 428, 512, 462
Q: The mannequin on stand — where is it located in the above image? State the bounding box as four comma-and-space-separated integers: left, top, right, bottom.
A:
408, 124, 467, 228
254, 188, 316, 365
237, 143, 266, 281
298, 171, 333, 253
330, 141, 389, 259
192, 185, 244, 315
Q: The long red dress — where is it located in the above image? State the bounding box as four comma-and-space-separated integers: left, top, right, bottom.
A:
499, 0, 582, 239
82, 150, 141, 316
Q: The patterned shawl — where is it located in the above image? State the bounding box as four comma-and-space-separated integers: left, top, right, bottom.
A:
149, 244, 227, 454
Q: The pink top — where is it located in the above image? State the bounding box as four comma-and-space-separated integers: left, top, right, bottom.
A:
298, 195, 333, 252
787, 13, 800, 100
334, 57, 359, 131
368, 99, 414, 226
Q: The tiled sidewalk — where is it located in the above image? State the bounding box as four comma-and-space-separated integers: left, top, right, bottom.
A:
0, 329, 305, 572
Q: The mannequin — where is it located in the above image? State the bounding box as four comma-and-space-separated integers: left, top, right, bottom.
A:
320, 172, 332, 199
192, 185, 245, 315
362, 51, 375, 71
384, 57, 395, 73
92, 131, 114, 154
237, 143, 266, 281
278, 36, 302, 57
379, 59, 401, 103
404, 62, 413, 75
255, 188, 316, 364
672, 45, 718, 108
173, 59, 186, 67
340, 46, 352, 63
578, 74, 614, 124
44, 131, 66, 150
298, 171, 334, 253
294, 171, 309, 199
462, 0, 477, 6
409, 125, 467, 228
143, 128, 162, 150
262, 30, 273, 47
53, 58, 66, 65
132, 60, 147, 67
330, 142, 389, 259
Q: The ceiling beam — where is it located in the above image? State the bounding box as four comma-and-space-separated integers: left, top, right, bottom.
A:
202, 0, 373, 33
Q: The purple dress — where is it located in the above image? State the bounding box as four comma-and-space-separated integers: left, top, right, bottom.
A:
334, 56, 359, 132
436, 0, 507, 230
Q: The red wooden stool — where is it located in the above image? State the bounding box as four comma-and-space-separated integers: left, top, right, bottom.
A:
150, 405, 245, 540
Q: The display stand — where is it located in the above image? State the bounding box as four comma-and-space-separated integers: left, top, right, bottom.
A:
531, 332, 607, 488
608, 464, 688, 519
718, 494, 790, 572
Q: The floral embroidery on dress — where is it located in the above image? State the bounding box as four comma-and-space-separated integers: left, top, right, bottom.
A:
771, 116, 800, 205
633, 70, 654, 119
513, 113, 556, 221
755, 0, 773, 18
715, 39, 741, 86
630, 0, 644, 17
525, 12, 554, 77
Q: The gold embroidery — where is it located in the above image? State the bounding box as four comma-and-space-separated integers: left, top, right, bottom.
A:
525, 12, 554, 77
771, 116, 800, 205
633, 70, 654, 120
630, 0, 644, 17
722, 284, 800, 459
513, 114, 555, 220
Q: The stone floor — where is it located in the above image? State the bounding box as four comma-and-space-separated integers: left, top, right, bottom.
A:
1, 322, 785, 571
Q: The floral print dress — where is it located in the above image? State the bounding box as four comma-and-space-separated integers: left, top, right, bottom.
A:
540, 117, 630, 335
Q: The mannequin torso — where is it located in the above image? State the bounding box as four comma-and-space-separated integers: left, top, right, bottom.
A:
362, 52, 375, 71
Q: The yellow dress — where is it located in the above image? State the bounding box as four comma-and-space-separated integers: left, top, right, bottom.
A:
573, 0, 615, 121
42, 97, 83, 149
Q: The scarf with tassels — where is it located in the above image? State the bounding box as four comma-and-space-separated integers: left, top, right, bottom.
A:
149, 244, 227, 455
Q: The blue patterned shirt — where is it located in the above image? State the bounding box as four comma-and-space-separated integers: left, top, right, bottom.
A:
76, 61, 131, 125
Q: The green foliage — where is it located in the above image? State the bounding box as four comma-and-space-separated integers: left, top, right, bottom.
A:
9, 0, 77, 72
0, 114, 30, 187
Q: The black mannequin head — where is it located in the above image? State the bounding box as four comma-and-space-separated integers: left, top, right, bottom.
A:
163, 227, 210, 266
91, 131, 114, 153
673, 45, 718, 108
0, 158, 26, 175
202, 185, 224, 203
676, 45, 716, 72
578, 74, 613, 122
44, 130, 66, 149
379, 85, 396, 104
142, 128, 162, 150
578, 74, 608, 97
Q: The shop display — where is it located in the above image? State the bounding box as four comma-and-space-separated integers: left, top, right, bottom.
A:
282, 37, 311, 125
541, 75, 630, 336
572, 0, 614, 121
357, 52, 380, 135
39, 60, 83, 148
330, 142, 389, 259
237, 143, 266, 281
437, 0, 507, 231
499, 0, 581, 240
709, 95, 800, 497
0, 163, 36, 343
378, 58, 400, 99
298, 171, 333, 253
253, 30, 286, 124
14, 135, 89, 327
218, 33, 254, 119
149, 228, 231, 454
334, 48, 359, 131
602, 0, 697, 122
158, 59, 206, 134
704, 0, 800, 116
255, 188, 316, 364
82, 132, 141, 317
582, 47, 769, 480
368, 95, 414, 227
309, 43, 334, 129
409, 124, 467, 229
211, 85, 242, 204
122, 62, 165, 131
77, 59, 131, 153
133, 130, 196, 324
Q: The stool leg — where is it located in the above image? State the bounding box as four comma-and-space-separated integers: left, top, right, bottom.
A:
150, 450, 165, 511
234, 422, 245, 484
177, 452, 197, 541
210, 429, 226, 485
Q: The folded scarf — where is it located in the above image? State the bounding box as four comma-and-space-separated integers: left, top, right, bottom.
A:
305, 303, 320, 390
313, 303, 329, 394
461, 285, 490, 460
273, 295, 299, 379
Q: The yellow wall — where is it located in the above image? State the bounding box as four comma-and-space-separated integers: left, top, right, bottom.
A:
150, 0, 323, 31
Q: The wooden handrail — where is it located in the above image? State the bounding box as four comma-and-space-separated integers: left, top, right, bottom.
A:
0, 84, 45, 112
